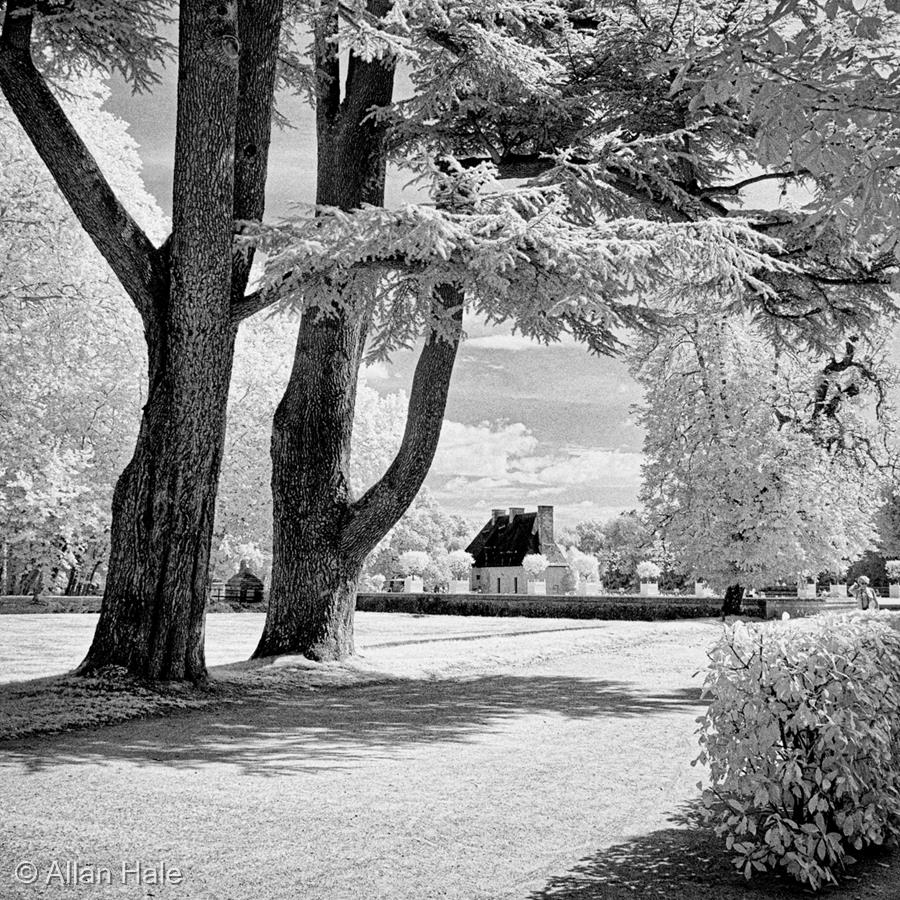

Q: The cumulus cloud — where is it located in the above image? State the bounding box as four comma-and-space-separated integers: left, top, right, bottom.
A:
430, 421, 537, 478
522, 448, 644, 487
427, 418, 645, 523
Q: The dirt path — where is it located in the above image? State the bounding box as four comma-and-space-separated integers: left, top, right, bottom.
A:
1, 616, 897, 899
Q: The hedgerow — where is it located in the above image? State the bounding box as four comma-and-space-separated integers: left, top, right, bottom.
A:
696, 613, 900, 890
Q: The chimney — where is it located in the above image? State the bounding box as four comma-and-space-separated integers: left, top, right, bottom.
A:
509, 507, 524, 522
537, 505, 554, 547
491, 508, 505, 524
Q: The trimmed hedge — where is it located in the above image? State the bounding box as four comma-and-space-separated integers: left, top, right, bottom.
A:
355, 592, 724, 620
696, 612, 900, 890
0, 595, 102, 614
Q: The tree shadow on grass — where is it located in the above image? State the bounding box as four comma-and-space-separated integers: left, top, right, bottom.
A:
1, 674, 703, 776
527, 802, 899, 900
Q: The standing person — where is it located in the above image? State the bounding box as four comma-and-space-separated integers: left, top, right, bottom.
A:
849, 575, 879, 610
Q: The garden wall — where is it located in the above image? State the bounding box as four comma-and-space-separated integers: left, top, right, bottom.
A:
763, 597, 858, 619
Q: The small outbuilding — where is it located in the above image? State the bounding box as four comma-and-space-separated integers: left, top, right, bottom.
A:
465, 505, 568, 595
225, 559, 265, 603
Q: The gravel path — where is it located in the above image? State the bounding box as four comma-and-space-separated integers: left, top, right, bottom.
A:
1, 615, 898, 899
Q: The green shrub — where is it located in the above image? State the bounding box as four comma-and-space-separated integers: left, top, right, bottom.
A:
696, 613, 900, 890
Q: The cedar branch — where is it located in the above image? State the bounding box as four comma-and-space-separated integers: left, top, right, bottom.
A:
0, 1, 166, 322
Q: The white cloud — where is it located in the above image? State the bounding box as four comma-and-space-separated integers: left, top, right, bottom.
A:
464, 333, 578, 352
528, 448, 644, 487
431, 421, 537, 478
360, 361, 391, 381
428, 419, 645, 523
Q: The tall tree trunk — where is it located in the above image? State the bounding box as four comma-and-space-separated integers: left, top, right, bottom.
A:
0, 0, 284, 680
257, 306, 370, 659
257, 2, 469, 660
256, 2, 405, 659
78, 323, 237, 679
79, 0, 242, 680
1, 541, 9, 596
257, 285, 462, 659
64, 565, 78, 596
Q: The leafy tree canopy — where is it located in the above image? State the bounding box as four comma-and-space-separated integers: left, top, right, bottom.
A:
632, 291, 894, 589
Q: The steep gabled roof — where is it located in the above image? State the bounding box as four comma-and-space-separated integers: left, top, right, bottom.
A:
465, 512, 566, 567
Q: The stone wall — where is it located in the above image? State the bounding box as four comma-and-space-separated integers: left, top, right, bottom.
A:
470, 565, 568, 595
763, 598, 857, 619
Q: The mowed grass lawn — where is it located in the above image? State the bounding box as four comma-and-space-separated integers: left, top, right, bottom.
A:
2, 613, 899, 899
0, 611, 634, 684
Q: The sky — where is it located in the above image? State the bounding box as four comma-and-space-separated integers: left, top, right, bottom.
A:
105, 59, 648, 533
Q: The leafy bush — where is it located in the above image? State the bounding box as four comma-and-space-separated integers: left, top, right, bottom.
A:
636, 559, 661, 580
696, 614, 900, 890
447, 549, 474, 580
522, 554, 549, 579
566, 546, 600, 582
397, 550, 430, 576
422, 553, 451, 591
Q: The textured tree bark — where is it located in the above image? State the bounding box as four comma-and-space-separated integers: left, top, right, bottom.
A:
257, 285, 463, 659
79, 325, 236, 679
79, 0, 242, 680
256, 305, 370, 659
256, 2, 401, 659
1, 1, 284, 679
257, 1, 471, 661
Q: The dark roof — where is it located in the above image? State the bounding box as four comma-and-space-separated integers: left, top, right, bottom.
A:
226, 569, 264, 588
465, 512, 566, 568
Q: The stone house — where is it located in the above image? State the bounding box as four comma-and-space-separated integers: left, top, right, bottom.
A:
466, 505, 568, 594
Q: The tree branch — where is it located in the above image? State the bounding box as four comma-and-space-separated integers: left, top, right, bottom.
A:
456, 152, 723, 220
342, 284, 463, 561
232, 254, 422, 322
314, 1, 341, 124
0, 1, 166, 322
699, 170, 811, 198
230, 0, 285, 311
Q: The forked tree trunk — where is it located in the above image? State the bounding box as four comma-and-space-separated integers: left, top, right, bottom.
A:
256, 308, 370, 659
255, 4, 403, 660
256, 286, 462, 660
